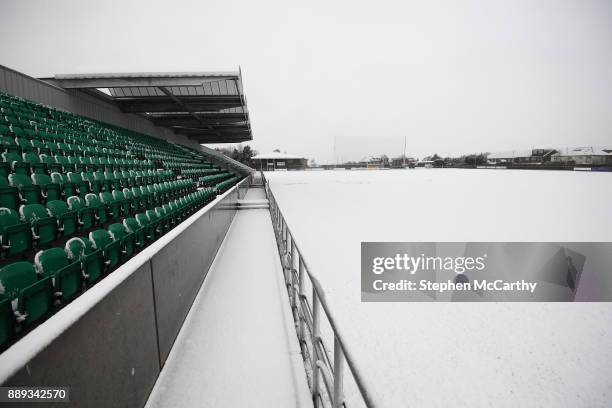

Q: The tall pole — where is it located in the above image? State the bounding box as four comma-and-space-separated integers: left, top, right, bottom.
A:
334, 135, 337, 168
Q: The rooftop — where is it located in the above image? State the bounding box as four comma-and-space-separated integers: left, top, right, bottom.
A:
40, 71, 253, 144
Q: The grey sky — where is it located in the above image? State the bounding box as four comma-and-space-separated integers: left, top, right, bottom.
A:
1, 0, 611, 163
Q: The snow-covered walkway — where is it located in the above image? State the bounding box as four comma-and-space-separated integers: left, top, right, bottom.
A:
145, 187, 312, 408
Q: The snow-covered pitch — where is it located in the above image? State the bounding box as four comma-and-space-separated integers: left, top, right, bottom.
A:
267, 169, 612, 408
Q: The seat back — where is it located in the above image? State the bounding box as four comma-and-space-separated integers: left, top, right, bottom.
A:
0, 262, 37, 300
9, 173, 33, 188
34, 247, 81, 302
65, 237, 88, 261
20, 203, 49, 223
34, 247, 69, 278
50, 172, 65, 184
31, 173, 52, 187
0, 261, 53, 325
0, 207, 30, 256
84, 193, 101, 207
47, 200, 78, 237
89, 229, 112, 250
0, 207, 20, 230
135, 213, 150, 227
20, 203, 57, 245
89, 229, 120, 269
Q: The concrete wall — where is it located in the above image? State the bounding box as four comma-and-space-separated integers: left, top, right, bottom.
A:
2, 178, 250, 408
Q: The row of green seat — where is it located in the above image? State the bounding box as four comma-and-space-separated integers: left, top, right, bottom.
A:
0, 103, 205, 163
215, 176, 242, 193
0, 153, 160, 178
0, 187, 218, 347
0, 180, 199, 258
0, 173, 188, 210
0, 131, 132, 158
182, 168, 223, 179
198, 172, 234, 187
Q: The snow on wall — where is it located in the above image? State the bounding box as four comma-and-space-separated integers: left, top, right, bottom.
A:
266, 169, 612, 408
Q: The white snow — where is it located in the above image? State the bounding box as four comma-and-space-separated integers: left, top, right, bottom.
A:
145, 193, 312, 408
266, 169, 612, 408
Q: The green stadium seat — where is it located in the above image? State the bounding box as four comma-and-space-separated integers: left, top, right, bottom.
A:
113, 170, 127, 188
155, 206, 171, 233
0, 261, 54, 326
79, 156, 93, 172
34, 247, 81, 302
64, 237, 104, 285
31, 139, 47, 154
112, 190, 131, 216
54, 156, 71, 173
0, 177, 19, 210
94, 171, 109, 191
15, 137, 36, 153
11, 127, 26, 139
123, 217, 146, 248
20, 203, 58, 246
9, 173, 41, 205
68, 156, 83, 172
50, 172, 76, 198
129, 187, 144, 212
0, 207, 31, 257
67, 172, 89, 197
99, 191, 120, 220
103, 171, 116, 191
45, 143, 59, 156
31, 173, 61, 202
82, 172, 102, 194
84, 193, 108, 225
46, 200, 78, 237
108, 223, 135, 259
23, 153, 46, 174
89, 229, 121, 270
135, 213, 156, 242
41, 155, 62, 173
145, 209, 162, 235
139, 185, 153, 208
2, 152, 29, 175
0, 135, 19, 155
162, 203, 176, 227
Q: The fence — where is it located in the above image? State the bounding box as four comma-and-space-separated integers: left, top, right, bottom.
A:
263, 172, 379, 408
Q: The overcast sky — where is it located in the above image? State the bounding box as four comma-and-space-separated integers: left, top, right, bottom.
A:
1, 0, 611, 163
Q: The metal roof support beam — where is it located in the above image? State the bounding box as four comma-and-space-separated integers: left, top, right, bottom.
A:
158, 86, 222, 138
118, 101, 243, 114
45, 75, 239, 89
151, 115, 246, 127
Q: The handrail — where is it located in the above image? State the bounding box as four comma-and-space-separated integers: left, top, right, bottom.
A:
262, 171, 380, 408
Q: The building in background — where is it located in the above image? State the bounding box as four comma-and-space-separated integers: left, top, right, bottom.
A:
252, 152, 308, 170
487, 149, 556, 165
551, 147, 612, 166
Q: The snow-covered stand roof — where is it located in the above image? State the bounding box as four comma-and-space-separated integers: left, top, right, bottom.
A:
41, 71, 253, 144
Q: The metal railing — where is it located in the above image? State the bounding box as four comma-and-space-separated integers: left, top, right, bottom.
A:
263, 172, 379, 408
